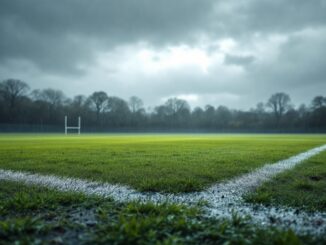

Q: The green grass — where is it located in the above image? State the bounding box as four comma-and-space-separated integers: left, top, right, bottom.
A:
245, 150, 326, 212
1, 134, 326, 192
1, 180, 324, 245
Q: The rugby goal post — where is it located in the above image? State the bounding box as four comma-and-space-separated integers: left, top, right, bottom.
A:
65, 116, 81, 135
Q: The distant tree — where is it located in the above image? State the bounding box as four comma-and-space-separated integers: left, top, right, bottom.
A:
0, 93, 4, 123
72, 95, 87, 108
255, 102, 265, 114
128, 96, 145, 127
0, 79, 29, 121
283, 108, 300, 128
129, 96, 144, 113
251, 102, 267, 129
215, 105, 232, 128
32, 89, 65, 107
106, 96, 130, 126
164, 98, 190, 115
2, 77, 326, 132
163, 98, 190, 127
89, 91, 108, 123
297, 104, 309, 129
204, 105, 215, 128
267, 92, 291, 124
311, 96, 326, 109
107, 96, 130, 113
0, 79, 29, 110
310, 96, 326, 129
192, 107, 205, 127
152, 105, 170, 126
69, 95, 91, 121
31, 88, 66, 124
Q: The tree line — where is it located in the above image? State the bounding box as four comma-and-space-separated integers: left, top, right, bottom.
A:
0, 78, 325, 132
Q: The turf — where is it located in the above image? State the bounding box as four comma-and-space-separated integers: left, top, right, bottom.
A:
245, 150, 326, 212
0, 134, 326, 192
1, 180, 324, 245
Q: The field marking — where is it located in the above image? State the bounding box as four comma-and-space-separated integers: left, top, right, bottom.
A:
1, 144, 326, 235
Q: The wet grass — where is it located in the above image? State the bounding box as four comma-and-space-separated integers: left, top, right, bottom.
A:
0, 134, 326, 192
245, 150, 326, 212
1, 180, 325, 245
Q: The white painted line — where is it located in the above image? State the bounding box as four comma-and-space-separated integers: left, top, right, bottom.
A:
0, 144, 326, 235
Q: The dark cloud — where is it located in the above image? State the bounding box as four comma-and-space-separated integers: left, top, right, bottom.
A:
1, 0, 326, 74
209, 0, 326, 38
0, 0, 214, 74
244, 0, 326, 33
248, 29, 326, 88
0, 0, 325, 109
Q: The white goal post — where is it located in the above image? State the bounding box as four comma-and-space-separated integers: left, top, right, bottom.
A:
65, 116, 81, 135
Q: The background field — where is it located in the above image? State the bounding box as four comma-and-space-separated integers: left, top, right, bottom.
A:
1, 134, 326, 244
1, 134, 325, 192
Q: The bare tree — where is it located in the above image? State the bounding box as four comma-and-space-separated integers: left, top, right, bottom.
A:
164, 98, 190, 115
32, 88, 65, 107
0, 79, 29, 110
267, 92, 291, 123
311, 96, 325, 109
72, 95, 88, 108
106, 96, 130, 126
129, 96, 144, 113
216, 105, 232, 128
30, 88, 66, 123
70, 95, 90, 118
107, 96, 129, 113
89, 91, 108, 123
0, 79, 29, 122
255, 102, 265, 114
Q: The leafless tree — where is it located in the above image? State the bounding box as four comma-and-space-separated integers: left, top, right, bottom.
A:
32, 88, 65, 107
311, 96, 325, 109
89, 91, 108, 123
129, 96, 144, 113
0, 79, 29, 110
267, 92, 291, 123
165, 98, 190, 115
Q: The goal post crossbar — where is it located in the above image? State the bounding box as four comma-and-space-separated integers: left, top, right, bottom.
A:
65, 116, 81, 135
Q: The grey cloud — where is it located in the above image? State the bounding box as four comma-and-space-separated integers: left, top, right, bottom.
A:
1, 0, 326, 74
0, 0, 214, 74
243, 29, 326, 107
211, 0, 326, 38
244, 0, 326, 33
1, 0, 326, 109
224, 54, 255, 67
251, 30, 326, 88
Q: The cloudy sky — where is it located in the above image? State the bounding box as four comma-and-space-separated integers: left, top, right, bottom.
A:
1, 0, 326, 109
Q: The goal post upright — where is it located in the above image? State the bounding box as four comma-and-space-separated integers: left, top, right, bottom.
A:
78, 116, 81, 135
65, 116, 67, 135
65, 116, 81, 135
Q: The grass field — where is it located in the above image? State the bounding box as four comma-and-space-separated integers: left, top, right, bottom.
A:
246, 150, 326, 212
1, 133, 326, 244
0, 134, 326, 192
0, 179, 324, 245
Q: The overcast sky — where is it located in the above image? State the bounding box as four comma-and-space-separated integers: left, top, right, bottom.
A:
1, 0, 326, 109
